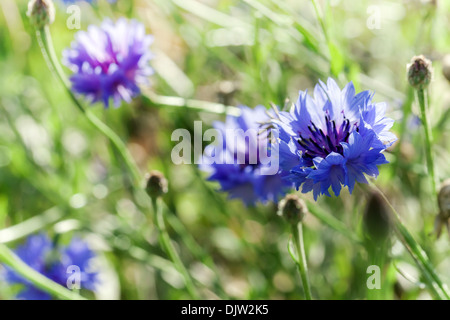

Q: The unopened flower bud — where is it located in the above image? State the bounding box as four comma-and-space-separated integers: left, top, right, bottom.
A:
438, 179, 450, 220
434, 179, 450, 239
442, 54, 450, 83
27, 0, 55, 29
145, 171, 168, 199
363, 192, 391, 242
407, 55, 433, 90
277, 194, 308, 225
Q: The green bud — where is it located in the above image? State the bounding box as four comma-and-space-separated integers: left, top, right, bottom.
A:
277, 194, 308, 225
438, 179, 450, 220
145, 170, 168, 199
27, 0, 55, 29
434, 179, 450, 239
363, 192, 391, 242
407, 55, 433, 90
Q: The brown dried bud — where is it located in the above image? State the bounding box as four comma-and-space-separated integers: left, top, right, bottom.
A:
277, 194, 308, 225
27, 0, 55, 29
145, 171, 168, 199
407, 55, 433, 90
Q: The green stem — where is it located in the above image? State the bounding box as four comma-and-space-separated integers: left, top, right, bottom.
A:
151, 197, 199, 299
142, 91, 240, 116
306, 201, 362, 245
417, 89, 437, 197
311, 0, 329, 43
0, 207, 63, 244
369, 183, 450, 300
163, 204, 227, 298
37, 26, 142, 186
291, 223, 312, 300
0, 244, 85, 300
392, 86, 414, 173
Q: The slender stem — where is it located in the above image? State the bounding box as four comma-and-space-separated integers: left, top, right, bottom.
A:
142, 90, 240, 116
392, 86, 414, 173
37, 26, 142, 186
311, 0, 329, 43
151, 197, 199, 299
162, 203, 227, 298
0, 244, 85, 300
306, 201, 362, 244
417, 89, 437, 196
291, 223, 312, 300
369, 183, 450, 300
0, 207, 63, 244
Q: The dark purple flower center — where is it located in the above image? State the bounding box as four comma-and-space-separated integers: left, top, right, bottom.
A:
298, 115, 358, 166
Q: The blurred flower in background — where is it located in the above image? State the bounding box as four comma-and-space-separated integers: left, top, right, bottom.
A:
200, 106, 291, 206
1, 234, 98, 300
63, 18, 153, 107
273, 78, 397, 200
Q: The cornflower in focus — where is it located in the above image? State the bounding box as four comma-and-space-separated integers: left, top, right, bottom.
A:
273, 78, 396, 200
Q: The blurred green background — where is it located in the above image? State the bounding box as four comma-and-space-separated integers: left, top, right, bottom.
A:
0, 0, 449, 300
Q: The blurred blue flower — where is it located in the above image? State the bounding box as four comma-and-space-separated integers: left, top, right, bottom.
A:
63, 18, 153, 107
273, 78, 396, 200
2, 234, 98, 300
200, 106, 291, 206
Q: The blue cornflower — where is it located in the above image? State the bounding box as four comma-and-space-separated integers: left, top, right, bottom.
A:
273, 78, 396, 200
1, 234, 98, 300
200, 106, 291, 206
63, 18, 153, 107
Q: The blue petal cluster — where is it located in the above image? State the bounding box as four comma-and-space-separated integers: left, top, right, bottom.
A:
273, 78, 396, 200
2, 234, 98, 300
63, 18, 153, 107
200, 106, 290, 206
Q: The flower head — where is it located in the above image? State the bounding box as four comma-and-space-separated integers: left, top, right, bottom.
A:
200, 106, 291, 206
63, 18, 154, 108
273, 78, 396, 200
277, 194, 308, 225
1, 234, 98, 300
27, 0, 55, 29
407, 55, 433, 90
146, 170, 169, 199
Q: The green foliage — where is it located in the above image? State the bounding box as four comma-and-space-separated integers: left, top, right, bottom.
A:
0, 0, 449, 300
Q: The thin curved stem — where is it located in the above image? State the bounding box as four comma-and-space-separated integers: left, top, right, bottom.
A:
311, 0, 329, 43
0, 207, 63, 244
417, 89, 437, 197
306, 201, 362, 245
142, 90, 240, 116
151, 197, 200, 299
291, 222, 313, 300
369, 183, 450, 300
0, 244, 85, 300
